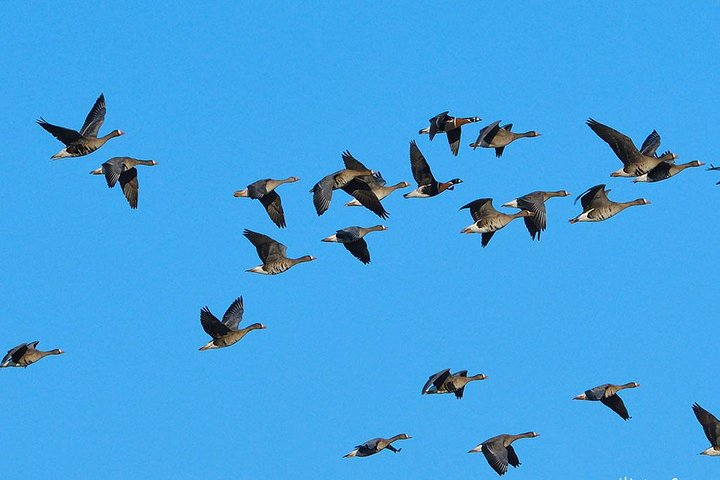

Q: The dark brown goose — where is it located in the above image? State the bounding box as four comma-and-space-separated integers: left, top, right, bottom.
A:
1, 341, 64, 368
421, 368, 488, 399
586, 118, 677, 177
460, 198, 534, 247
404, 141, 462, 198
634, 161, 704, 183
243, 229, 316, 275
198, 297, 265, 351
569, 184, 649, 224
38, 94, 124, 159
692, 403, 720, 456
502, 190, 570, 240
343, 434, 411, 458
321, 225, 387, 264
311, 151, 388, 218
468, 432, 539, 476
573, 382, 639, 420
469, 121, 540, 157
90, 157, 157, 209
234, 177, 299, 228
345, 172, 409, 206
419, 111, 481, 155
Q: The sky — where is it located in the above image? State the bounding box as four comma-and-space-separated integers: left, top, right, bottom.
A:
1, 2, 719, 478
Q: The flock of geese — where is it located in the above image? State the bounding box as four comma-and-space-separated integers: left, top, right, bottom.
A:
5, 94, 718, 475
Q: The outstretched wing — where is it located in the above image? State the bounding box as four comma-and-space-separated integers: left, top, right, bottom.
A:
586, 118, 641, 165
222, 297, 244, 330
243, 229, 287, 263
259, 191, 286, 228
341, 151, 369, 171
342, 239, 371, 264
446, 127, 461, 156
79, 93, 107, 137
481, 442, 509, 476
409, 141, 435, 186
422, 368, 451, 394
200, 307, 231, 338
693, 403, 720, 446
119, 168, 139, 209
37, 118, 81, 145
341, 178, 389, 219
600, 394, 630, 420
639, 130, 661, 157
517, 193, 547, 240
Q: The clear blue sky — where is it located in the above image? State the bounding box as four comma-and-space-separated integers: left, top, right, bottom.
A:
1, 2, 719, 478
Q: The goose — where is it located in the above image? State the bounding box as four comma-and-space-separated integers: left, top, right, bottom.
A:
707, 164, 720, 185
344, 172, 409, 206
468, 432, 539, 476
243, 229, 316, 275
569, 184, 649, 224
586, 118, 677, 177
311, 151, 388, 218
234, 177, 299, 228
502, 190, 570, 240
38, 93, 124, 159
634, 161, 704, 183
343, 434, 411, 458
419, 111, 481, 156
198, 297, 265, 350
1, 342, 64, 368
469, 121, 540, 157
404, 141, 462, 198
692, 403, 720, 456
90, 157, 158, 209
321, 225, 387, 264
573, 382, 639, 420
460, 198, 534, 247
421, 368, 488, 399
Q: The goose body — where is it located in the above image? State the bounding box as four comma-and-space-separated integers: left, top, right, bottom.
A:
460, 198, 534, 247
243, 229, 316, 275
311, 151, 388, 218
569, 184, 649, 224
234, 177, 299, 228
693, 403, 720, 456
345, 172, 409, 206
404, 141, 462, 198
419, 111, 481, 156
469, 121, 540, 157
198, 297, 265, 350
502, 190, 570, 240
90, 157, 157, 209
573, 382, 639, 420
421, 368, 488, 399
322, 225, 387, 264
469, 432, 539, 476
633, 161, 704, 183
343, 433, 411, 458
586, 118, 677, 177
38, 94, 124, 159
1, 341, 64, 368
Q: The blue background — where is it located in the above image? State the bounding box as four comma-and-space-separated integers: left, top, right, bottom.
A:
1, 2, 718, 478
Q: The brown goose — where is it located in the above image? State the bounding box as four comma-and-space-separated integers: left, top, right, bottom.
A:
404, 141, 462, 198
469, 121, 540, 157
633, 160, 704, 183
311, 151, 388, 218
234, 177, 299, 228
321, 225, 387, 264
460, 198, 534, 247
90, 157, 157, 209
38, 94, 124, 159
573, 382, 639, 420
586, 118, 677, 177
468, 432, 539, 476
692, 403, 720, 456
502, 190, 570, 240
421, 368, 488, 399
419, 111, 481, 156
243, 229, 316, 275
1, 341, 64, 368
569, 184, 649, 224
345, 172, 409, 206
343, 434, 411, 458
198, 297, 265, 351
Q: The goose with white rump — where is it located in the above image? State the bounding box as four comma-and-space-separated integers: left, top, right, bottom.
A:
343, 434, 411, 458
344, 172, 409, 206
573, 382, 639, 420
90, 157, 158, 209
460, 198, 534, 247
469, 120, 540, 157
1, 341, 64, 368
198, 297, 265, 351
404, 141, 462, 198
634, 161, 704, 183
243, 229, 316, 275
502, 190, 570, 240
469, 432, 539, 476
234, 177, 299, 228
569, 184, 649, 224
421, 368, 488, 399
419, 111, 481, 156
322, 225, 387, 264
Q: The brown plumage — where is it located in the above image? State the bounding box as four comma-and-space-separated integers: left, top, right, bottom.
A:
573, 382, 639, 420
569, 184, 649, 224
198, 297, 266, 350
460, 198, 534, 247
343, 434, 411, 457
243, 229, 316, 275
469, 121, 540, 157
421, 368, 488, 399
502, 190, 570, 240
469, 432, 539, 476
90, 157, 158, 209
419, 111, 481, 155
234, 177, 300, 228
1, 341, 64, 368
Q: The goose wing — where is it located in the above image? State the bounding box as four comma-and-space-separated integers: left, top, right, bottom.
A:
422, 368, 451, 394
600, 394, 630, 420
79, 93, 107, 137
37, 118, 81, 145
200, 307, 231, 338
587, 118, 641, 165
517, 192, 547, 239
341, 150, 369, 171
341, 178, 389, 219
221, 297, 244, 330
639, 130, 661, 157
409, 141, 436, 186
693, 403, 720, 446
119, 167, 139, 209
259, 191, 286, 228
343, 239, 371, 264
243, 229, 287, 263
